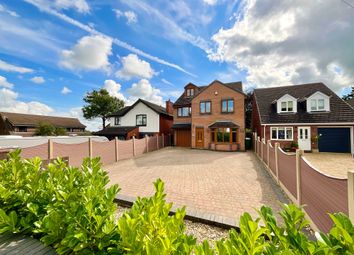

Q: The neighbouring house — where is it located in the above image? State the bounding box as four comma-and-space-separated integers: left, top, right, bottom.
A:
172, 80, 246, 151
95, 98, 173, 140
346, 98, 354, 109
252, 82, 354, 153
0, 112, 86, 137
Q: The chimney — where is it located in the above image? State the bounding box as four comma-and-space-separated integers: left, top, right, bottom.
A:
165, 100, 173, 115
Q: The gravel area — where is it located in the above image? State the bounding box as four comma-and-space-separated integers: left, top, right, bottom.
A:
115, 205, 229, 243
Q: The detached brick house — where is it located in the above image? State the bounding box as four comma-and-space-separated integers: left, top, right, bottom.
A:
0, 112, 86, 136
172, 80, 246, 151
252, 82, 354, 153
95, 98, 173, 140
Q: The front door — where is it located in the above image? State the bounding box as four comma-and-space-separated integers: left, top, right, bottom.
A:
298, 127, 311, 151
195, 128, 204, 148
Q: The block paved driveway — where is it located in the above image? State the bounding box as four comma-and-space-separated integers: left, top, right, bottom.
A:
105, 147, 288, 222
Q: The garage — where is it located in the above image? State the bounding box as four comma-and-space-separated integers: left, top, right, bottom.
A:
175, 129, 191, 147
318, 128, 351, 153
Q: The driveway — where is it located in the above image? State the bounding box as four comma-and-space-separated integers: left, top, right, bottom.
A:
105, 147, 288, 222
303, 152, 353, 178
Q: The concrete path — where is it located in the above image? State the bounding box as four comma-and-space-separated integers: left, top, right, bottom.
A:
105, 147, 289, 223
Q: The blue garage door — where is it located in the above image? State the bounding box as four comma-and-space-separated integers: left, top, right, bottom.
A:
318, 128, 351, 153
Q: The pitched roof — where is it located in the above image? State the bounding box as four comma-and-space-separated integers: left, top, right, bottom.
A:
0, 112, 86, 128
109, 98, 171, 117
173, 80, 244, 107
94, 126, 137, 136
253, 82, 354, 124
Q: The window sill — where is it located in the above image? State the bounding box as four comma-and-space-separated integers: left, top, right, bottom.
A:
270, 139, 293, 141
221, 111, 234, 114
200, 113, 211, 115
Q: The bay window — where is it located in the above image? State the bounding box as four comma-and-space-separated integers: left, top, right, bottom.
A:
211, 128, 237, 143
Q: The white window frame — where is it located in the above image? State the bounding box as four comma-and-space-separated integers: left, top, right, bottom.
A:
277, 94, 297, 113
114, 117, 121, 126
307, 91, 330, 112
271, 127, 294, 141
310, 98, 325, 111
280, 101, 294, 112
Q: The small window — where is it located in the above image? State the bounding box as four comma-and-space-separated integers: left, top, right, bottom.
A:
114, 117, 121, 126
280, 101, 294, 112
221, 99, 234, 113
271, 127, 293, 140
136, 114, 147, 126
177, 107, 191, 117
200, 101, 211, 114
186, 89, 194, 97
310, 98, 326, 111
18, 126, 27, 132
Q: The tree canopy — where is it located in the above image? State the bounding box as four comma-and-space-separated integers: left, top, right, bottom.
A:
82, 89, 125, 129
35, 123, 67, 136
342, 87, 354, 101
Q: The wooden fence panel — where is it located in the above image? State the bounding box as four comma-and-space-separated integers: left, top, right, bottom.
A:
21, 143, 48, 160
278, 149, 297, 198
148, 136, 158, 151
301, 158, 348, 232
135, 138, 146, 156
118, 139, 134, 160
92, 140, 116, 165
53, 142, 89, 167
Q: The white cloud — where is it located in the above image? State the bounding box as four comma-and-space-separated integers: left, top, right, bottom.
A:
161, 78, 174, 86
209, 0, 354, 93
203, 0, 218, 5
0, 60, 33, 73
25, 0, 89, 13
126, 79, 164, 106
116, 54, 156, 80
0, 88, 53, 115
114, 9, 138, 24
30, 76, 45, 84
68, 107, 101, 131
103, 80, 126, 101
60, 35, 113, 71
0, 76, 14, 89
24, 0, 194, 77
0, 4, 20, 17
61, 86, 72, 94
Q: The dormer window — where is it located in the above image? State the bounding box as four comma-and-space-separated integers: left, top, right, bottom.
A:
306, 91, 330, 112
281, 101, 293, 112
277, 94, 297, 113
186, 89, 194, 97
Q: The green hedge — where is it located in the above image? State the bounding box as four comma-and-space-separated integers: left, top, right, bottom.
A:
0, 150, 353, 254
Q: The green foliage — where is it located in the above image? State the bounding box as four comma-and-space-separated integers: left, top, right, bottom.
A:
35, 122, 67, 136
117, 179, 196, 254
0, 149, 120, 254
82, 88, 125, 128
1, 151, 354, 254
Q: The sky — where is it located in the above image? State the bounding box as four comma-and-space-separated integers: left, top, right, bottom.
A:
0, 0, 354, 131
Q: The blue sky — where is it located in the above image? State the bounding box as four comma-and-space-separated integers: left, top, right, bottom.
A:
0, 0, 353, 130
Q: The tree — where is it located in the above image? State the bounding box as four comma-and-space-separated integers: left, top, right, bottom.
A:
82, 89, 125, 129
342, 87, 354, 101
245, 90, 253, 129
35, 123, 67, 136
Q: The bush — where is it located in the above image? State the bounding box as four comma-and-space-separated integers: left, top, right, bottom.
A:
1, 150, 354, 254
35, 122, 67, 136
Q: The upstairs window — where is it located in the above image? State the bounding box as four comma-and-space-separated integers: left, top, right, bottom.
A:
221, 99, 234, 113
280, 101, 294, 112
186, 89, 194, 97
114, 117, 121, 126
177, 107, 191, 117
311, 99, 325, 111
136, 114, 147, 126
200, 101, 211, 114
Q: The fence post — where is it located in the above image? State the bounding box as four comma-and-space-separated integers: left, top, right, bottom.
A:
275, 142, 280, 183
267, 140, 270, 167
162, 134, 164, 147
48, 139, 53, 159
88, 138, 93, 159
132, 136, 136, 157
253, 132, 256, 152
296, 149, 303, 205
261, 138, 264, 160
115, 137, 119, 162
156, 134, 159, 150
348, 171, 354, 223
145, 135, 149, 153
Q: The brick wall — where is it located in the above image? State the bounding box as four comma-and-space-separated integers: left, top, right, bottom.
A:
191, 81, 245, 150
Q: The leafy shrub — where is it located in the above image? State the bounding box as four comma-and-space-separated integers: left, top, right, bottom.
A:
117, 179, 196, 254
0, 149, 120, 254
1, 150, 354, 254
